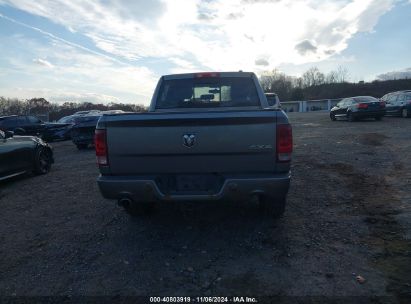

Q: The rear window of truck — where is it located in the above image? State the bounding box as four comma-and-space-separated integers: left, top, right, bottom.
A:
156, 77, 260, 109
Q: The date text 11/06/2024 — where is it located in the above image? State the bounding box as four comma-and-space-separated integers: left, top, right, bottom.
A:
149, 297, 258, 303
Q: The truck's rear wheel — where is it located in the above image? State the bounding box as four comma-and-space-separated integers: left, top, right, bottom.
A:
259, 195, 286, 218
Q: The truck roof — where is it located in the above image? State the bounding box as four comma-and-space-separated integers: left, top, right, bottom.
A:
162, 71, 255, 80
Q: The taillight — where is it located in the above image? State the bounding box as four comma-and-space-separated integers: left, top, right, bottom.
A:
277, 124, 292, 162
380, 101, 385, 108
357, 103, 368, 109
94, 129, 108, 166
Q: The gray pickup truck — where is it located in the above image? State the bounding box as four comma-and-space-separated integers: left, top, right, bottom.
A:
95, 72, 292, 217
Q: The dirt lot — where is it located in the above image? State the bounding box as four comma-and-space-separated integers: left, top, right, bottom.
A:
1, 112, 410, 301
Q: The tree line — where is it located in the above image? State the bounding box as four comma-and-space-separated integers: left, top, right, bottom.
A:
259, 66, 411, 101
1, 66, 411, 119
0, 97, 147, 121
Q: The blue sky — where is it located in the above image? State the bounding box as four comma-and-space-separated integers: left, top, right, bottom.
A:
0, 0, 410, 105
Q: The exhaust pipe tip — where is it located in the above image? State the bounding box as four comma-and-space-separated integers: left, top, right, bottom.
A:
118, 197, 132, 207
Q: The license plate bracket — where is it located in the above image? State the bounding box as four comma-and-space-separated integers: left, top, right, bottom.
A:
176, 175, 208, 192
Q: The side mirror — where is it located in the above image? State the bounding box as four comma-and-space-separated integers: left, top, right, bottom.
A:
5, 131, 14, 139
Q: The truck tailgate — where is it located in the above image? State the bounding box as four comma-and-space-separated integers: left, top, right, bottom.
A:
103, 111, 278, 175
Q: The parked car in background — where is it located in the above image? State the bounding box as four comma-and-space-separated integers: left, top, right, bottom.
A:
102, 110, 126, 114
71, 115, 102, 149
0, 130, 53, 181
70, 110, 126, 150
0, 115, 72, 141
73, 110, 102, 116
56, 115, 78, 138
57, 115, 77, 124
58, 110, 125, 124
330, 96, 385, 122
381, 90, 411, 118
265, 93, 281, 108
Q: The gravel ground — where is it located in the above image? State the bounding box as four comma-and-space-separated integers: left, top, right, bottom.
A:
0, 112, 410, 301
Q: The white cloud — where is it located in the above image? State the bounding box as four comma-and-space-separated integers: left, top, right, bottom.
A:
0, 0, 400, 103
0, 12, 126, 65
0, 87, 121, 104
33, 58, 53, 68
67, 26, 76, 33
50, 92, 121, 104
0, 35, 157, 104
255, 58, 270, 66
377, 67, 411, 80
168, 57, 202, 74
0, 0, 396, 73
295, 40, 317, 56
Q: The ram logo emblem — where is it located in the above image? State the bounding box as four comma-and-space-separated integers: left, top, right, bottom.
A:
183, 134, 196, 148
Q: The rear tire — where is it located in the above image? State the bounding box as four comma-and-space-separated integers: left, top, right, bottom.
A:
375, 116, 382, 121
402, 108, 409, 118
33, 148, 52, 175
259, 195, 286, 218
